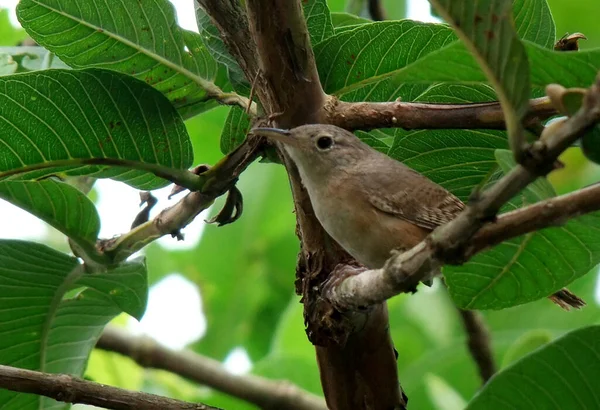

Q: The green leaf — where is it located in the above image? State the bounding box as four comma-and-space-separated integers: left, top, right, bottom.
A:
0, 240, 147, 409
303, 0, 334, 44
314, 20, 456, 98
444, 150, 600, 309
220, 106, 251, 155
0, 9, 27, 46
513, 0, 556, 48
0, 180, 100, 251
430, 0, 530, 152
394, 41, 600, 92
17, 0, 224, 119
467, 326, 600, 409
0, 69, 194, 190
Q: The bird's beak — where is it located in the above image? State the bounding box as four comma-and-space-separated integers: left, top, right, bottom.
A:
251, 127, 302, 148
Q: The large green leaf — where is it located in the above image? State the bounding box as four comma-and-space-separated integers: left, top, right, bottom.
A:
0, 180, 100, 253
394, 41, 600, 92
467, 326, 600, 409
0, 240, 147, 410
304, 0, 334, 45
314, 20, 456, 98
430, 0, 555, 48
0, 69, 194, 190
445, 150, 600, 309
17, 0, 224, 119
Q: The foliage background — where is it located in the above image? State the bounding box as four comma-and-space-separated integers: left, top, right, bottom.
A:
0, 0, 599, 409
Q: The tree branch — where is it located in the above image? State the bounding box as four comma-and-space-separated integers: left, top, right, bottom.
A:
245, 0, 326, 126
326, 76, 600, 309
96, 326, 326, 410
467, 182, 600, 257
457, 309, 496, 383
0, 364, 220, 410
240, 1, 407, 409
367, 0, 386, 21
100, 136, 264, 263
326, 96, 556, 131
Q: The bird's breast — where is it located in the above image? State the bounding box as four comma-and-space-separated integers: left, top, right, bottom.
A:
307, 176, 427, 269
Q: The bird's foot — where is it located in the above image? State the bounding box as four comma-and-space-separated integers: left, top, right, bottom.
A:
322, 263, 367, 306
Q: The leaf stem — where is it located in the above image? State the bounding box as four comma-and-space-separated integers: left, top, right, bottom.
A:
0, 158, 205, 191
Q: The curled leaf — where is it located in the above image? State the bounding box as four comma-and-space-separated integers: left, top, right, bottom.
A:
130, 192, 158, 229
206, 186, 244, 227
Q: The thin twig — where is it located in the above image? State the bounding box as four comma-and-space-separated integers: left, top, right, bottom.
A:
467, 182, 600, 257
96, 326, 327, 410
326, 97, 556, 131
326, 75, 600, 309
457, 309, 496, 383
0, 364, 220, 410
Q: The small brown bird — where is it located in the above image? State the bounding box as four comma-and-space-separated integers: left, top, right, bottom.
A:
254, 124, 584, 309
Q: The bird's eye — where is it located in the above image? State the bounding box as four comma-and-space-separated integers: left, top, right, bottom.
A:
316, 135, 334, 150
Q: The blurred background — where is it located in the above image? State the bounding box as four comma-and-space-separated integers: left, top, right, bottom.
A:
1, 0, 600, 409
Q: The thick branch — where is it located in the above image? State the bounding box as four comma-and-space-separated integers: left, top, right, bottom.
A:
0, 364, 219, 410
246, 0, 326, 126
327, 97, 556, 131
96, 326, 326, 410
457, 309, 496, 383
327, 76, 600, 309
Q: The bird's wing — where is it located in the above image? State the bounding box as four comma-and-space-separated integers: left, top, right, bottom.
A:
363, 165, 465, 231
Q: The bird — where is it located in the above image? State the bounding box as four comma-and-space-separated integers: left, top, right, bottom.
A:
253, 124, 584, 309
